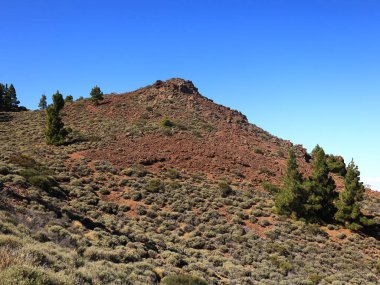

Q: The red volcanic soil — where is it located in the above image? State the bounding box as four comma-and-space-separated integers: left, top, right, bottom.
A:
63, 79, 312, 185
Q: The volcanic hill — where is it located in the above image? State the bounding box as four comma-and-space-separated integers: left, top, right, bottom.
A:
0, 78, 379, 285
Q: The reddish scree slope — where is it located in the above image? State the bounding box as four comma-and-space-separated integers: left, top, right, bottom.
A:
64, 78, 313, 186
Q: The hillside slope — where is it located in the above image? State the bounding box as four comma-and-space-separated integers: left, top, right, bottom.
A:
0, 79, 379, 285
62, 78, 312, 184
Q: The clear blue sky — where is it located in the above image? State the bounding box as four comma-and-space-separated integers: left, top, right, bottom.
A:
1, 0, 380, 190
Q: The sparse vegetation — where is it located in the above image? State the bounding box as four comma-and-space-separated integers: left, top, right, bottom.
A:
0, 79, 378, 285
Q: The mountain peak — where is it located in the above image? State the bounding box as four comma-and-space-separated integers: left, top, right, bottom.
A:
152, 78, 199, 95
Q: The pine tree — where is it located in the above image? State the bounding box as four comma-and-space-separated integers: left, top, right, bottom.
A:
38, 94, 47, 110
45, 91, 67, 145
3, 84, 10, 110
64, 95, 73, 103
52, 91, 64, 112
0, 83, 4, 109
335, 160, 369, 230
8, 84, 19, 109
90, 86, 104, 106
305, 145, 337, 222
273, 148, 306, 218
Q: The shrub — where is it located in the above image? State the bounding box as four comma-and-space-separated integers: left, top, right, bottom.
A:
0, 235, 23, 249
28, 175, 58, 192
146, 179, 165, 193
0, 266, 63, 285
161, 274, 208, 285
122, 165, 147, 177
0, 166, 9, 175
99, 188, 111, 195
219, 181, 233, 198
336, 233, 346, 240
166, 168, 181, 179
160, 118, 175, 128
309, 274, 323, 284
279, 261, 292, 274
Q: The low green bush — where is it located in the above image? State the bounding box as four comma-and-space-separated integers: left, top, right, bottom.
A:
0, 266, 64, 285
146, 179, 165, 193
160, 118, 175, 128
161, 274, 208, 285
219, 181, 233, 198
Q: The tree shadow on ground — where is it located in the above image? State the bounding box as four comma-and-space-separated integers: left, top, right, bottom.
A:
0, 112, 13, 122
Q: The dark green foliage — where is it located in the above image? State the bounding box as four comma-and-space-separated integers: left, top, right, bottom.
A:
45, 91, 67, 145
160, 118, 175, 128
52, 91, 64, 112
90, 86, 104, 106
304, 145, 337, 222
263, 182, 280, 194
146, 179, 165, 193
27, 175, 58, 192
7, 84, 19, 109
270, 145, 375, 229
0, 83, 4, 108
335, 160, 370, 230
38, 94, 47, 110
272, 148, 306, 218
64, 95, 73, 103
219, 181, 233, 197
162, 274, 208, 285
326, 155, 347, 176
0, 82, 21, 111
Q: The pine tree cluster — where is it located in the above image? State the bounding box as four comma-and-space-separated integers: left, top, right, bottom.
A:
266, 146, 372, 230
0, 82, 21, 111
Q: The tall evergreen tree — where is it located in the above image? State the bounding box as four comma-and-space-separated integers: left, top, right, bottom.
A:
305, 145, 337, 222
335, 160, 369, 230
52, 91, 65, 112
38, 94, 47, 110
3, 84, 11, 110
7, 84, 19, 109
0, 83, 4, 109
90, 86, 104, 106
45, 91, 67, 145
272, 148, 306, 218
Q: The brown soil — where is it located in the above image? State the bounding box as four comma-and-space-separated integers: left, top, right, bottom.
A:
64, 78, 312, 187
